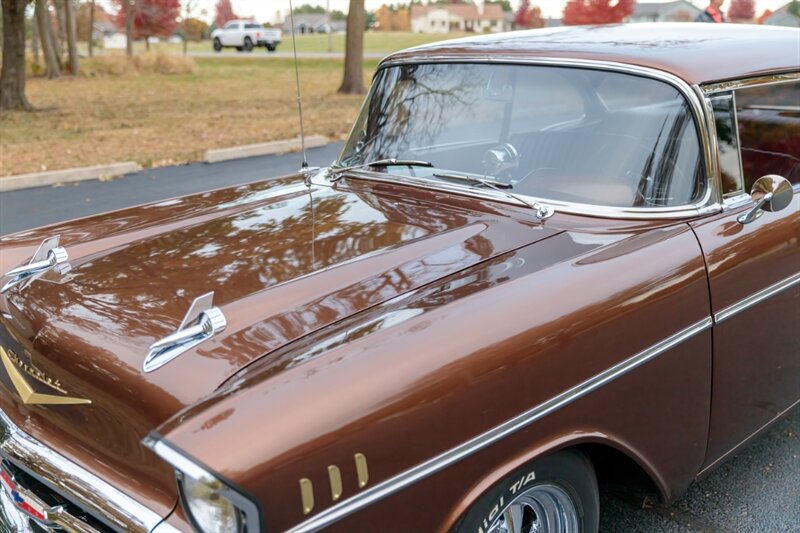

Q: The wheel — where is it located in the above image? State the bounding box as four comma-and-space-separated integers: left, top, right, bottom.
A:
456, 450, 599, 533
213, 38, 222, 52
243, 37, 253, 52
266, 43, 276, 52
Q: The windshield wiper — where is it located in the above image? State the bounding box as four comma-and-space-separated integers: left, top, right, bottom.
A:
432, 172, 513, 189
329, 159, 434, 182
433, 172, 554, 220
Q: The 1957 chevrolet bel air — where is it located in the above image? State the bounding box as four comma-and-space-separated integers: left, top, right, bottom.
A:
0, 23, 797, 533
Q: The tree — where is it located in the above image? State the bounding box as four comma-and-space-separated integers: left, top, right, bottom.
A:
182, 17, 208, 41
63, 0, 80, 75
35, 0, 61, 78
562, 0, 634, 25
339, 0, 365, 94
486, 0, 512, 12
214, 0, 236, 27
0, 0, 32, 111
115, 0, 181, 50
515, 0, 545, 28
728, 0, 754, 21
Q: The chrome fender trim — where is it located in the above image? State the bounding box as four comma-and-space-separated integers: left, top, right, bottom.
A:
288, 317, 713, 532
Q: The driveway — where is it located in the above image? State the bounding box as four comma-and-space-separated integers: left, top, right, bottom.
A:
0, 143, 797, 532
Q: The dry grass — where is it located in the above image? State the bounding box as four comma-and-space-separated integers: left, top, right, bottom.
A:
0, 57, 376, 176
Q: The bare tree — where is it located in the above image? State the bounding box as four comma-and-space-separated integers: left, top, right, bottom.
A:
35, 0, 62, 78
0, 0, 32, 111
125, 0, 133, 57
32, 9, 41, 64
338, 0, 365, 94
64, 0, 79, 75
54, 0, 67, 55
88, 0, 95, 57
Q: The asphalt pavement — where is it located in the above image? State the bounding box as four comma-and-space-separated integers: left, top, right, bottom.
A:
0, 145, 797, 532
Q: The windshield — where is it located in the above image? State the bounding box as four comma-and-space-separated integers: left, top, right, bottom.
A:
337, 63, 704, 208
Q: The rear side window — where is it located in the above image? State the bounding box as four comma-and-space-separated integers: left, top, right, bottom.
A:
735, 82, 800, 188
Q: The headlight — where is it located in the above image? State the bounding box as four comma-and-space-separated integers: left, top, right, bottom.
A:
144, 434, 261, 533
182, 475, 241, 533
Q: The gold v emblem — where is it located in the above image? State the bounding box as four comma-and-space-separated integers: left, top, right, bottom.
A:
0, 347, 90, 405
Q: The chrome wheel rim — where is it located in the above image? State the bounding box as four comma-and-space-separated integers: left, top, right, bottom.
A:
487, 483, 579, 533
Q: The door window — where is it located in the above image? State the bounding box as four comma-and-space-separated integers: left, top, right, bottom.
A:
735, 81, 800, 188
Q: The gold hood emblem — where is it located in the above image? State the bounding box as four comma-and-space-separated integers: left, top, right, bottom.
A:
0, 346, 90, 405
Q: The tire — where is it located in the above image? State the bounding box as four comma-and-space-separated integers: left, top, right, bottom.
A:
213, 38, 222, 52
455, 450, 599, 533
243, 37, 253, 52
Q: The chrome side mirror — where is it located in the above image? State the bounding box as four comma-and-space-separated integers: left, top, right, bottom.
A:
737, 174, 793, 225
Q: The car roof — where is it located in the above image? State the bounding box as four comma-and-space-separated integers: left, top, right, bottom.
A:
383, 23, 800, 86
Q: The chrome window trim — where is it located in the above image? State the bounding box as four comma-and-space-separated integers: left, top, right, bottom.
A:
330, 56, 720, 221
702, 73, 800, 95
287, 317, 713, 533
714, 272, 800, 324
0, 408, 163, 532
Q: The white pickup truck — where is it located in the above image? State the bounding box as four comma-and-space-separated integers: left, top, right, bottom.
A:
211, 20, 282, 52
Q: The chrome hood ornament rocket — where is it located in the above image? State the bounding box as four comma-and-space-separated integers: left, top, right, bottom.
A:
1, 236, 70, 294
143, 292, 227, 373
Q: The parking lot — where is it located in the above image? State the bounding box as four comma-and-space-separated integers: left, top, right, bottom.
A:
1, 144, 797, 532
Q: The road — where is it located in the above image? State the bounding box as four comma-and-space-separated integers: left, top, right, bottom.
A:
0, 145, 797, 532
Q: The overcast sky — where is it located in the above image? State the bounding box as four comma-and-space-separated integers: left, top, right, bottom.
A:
209, 0, 790, 21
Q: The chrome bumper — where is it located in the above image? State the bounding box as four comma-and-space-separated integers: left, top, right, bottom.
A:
0, 408, 167, 532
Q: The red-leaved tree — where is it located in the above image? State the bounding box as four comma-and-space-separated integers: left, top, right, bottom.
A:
562, 0, 634, 25
115, 0, 181, 42
214, 0, 238, 27
515, 0, 545, 28
728, 0, 755, 21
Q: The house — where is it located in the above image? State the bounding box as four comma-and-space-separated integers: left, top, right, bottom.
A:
410, 3, 508, 34
628, 0, 702, 22
763, 3, 800, 26
282, 14, 346, 34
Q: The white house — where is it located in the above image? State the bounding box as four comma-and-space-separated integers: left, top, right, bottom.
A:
628, 0, 702, 22
410, 4, 507, 34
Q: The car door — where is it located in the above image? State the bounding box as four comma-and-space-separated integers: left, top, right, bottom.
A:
692, 79, 800, 471
222, 22, 239, 46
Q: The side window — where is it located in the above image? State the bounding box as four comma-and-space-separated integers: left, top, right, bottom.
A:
224, 22, 238, 30
710, 93, 744, 197
735, 82, 800, 188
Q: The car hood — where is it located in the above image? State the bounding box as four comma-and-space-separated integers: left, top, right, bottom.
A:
0, 173, 558, 515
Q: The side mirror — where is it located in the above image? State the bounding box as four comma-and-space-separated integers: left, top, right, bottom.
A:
737, 174, 793, 225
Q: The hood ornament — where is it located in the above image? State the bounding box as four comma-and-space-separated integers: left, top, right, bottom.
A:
143, 292, 227, 373
1, 236, 70, 294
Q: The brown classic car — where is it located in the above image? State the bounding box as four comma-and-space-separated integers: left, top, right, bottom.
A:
0, 23, 798, 533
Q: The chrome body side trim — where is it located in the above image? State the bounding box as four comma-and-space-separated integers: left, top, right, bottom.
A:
325, 56, 720, 221
288, 317, 713, 533
714, 272, 800, 324
702, 73, 800, 94
0, 409, 163, 532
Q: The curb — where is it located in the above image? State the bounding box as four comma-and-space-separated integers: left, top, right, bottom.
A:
0, 162, 141, 193
204, 135, 328, 163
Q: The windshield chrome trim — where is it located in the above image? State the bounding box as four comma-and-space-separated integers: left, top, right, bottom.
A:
288, 316, 713, 533
336, 56, 719, 220
702, 73, 799, 94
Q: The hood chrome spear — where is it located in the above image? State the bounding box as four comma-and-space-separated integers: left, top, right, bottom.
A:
1, 236, 70, 293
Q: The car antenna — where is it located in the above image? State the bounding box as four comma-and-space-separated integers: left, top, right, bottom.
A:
288, 0, 308, 169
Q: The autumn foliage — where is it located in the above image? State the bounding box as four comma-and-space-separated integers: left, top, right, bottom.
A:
728, 0, 755, 21
562, 0, 635, 25
114, 0, 181, 40
515, 0, 545, 28
214, 0, 238, 28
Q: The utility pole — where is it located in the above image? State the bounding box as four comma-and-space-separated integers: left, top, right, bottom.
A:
326, 0, 333, 53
